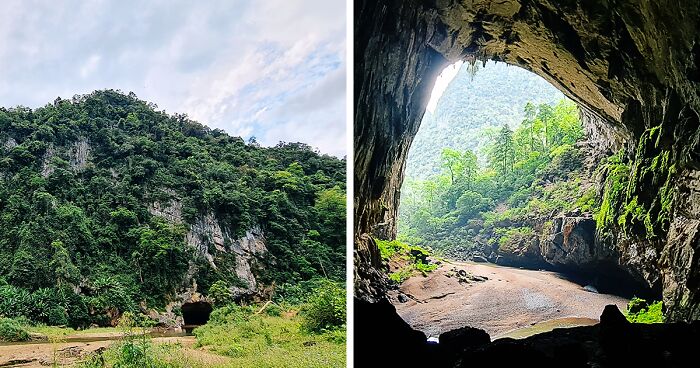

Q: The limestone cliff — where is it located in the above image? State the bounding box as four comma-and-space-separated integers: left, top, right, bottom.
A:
148, 199, 267, 300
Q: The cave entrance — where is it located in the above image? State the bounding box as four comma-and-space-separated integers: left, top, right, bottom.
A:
181, 301, 213, 333
354, 1, 699, 366
390, 60, 656, 339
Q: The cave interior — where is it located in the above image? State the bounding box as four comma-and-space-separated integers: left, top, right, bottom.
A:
181, 301, 213, 328
354, 0, 700, 366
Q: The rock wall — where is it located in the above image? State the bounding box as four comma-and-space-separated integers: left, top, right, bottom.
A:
484, 214, 607, 269
70, 138, 90, 171
355, 0, 700, 321
148, 199, 267, 300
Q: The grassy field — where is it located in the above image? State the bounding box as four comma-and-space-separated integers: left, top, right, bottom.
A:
2, 280, 346, 367
192, 312, 345, 368
73, 304, 346, 368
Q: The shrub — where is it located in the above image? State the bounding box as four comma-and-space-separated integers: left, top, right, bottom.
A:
415, 260, 438, 276
86, 275, 137, 325
47, 305, 69, 326
274, 278, 329, 305
208, 280, 232, 307
79, 337, 183, 368
301, 280, 346, 333
27, 287, 62, 323
0, 285, 31, 319
265, 303, 283, 317
77, 312, 179, 367
206, 304, 251, 326
64, 291, 91, 328
376, 239, 439, 283
389, 267, 413, 284
625, 297, 663, 323
0, 318, 30, 342
193, 304, 346, 367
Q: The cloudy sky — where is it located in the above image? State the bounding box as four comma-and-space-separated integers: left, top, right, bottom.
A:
0, 0, 346, 156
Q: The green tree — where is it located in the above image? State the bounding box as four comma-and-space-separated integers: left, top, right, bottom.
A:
490, 124, 515, 175
208, 280, 232, 307
50, 240, 80, 289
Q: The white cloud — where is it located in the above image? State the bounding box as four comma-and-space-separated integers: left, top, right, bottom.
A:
80, 55, 101, 78
0, 0, 346, 156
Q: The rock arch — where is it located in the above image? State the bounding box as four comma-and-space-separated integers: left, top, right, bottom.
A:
354, 0, 700, 322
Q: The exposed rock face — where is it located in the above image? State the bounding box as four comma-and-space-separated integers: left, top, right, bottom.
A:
148, 196, 183, 225
186, 212, 229, 266
147, 200, 268, 300
541, 216, 598, 266
70, 138, 90, 171
150, 289, 213, 330
40, 145, 56, 178
228, 227, 267, 296
354, 0, 700, 320
661, 169, 700, 320
476, 214, 603, 270
2, 137, 17, 150
145, 200, 267, 328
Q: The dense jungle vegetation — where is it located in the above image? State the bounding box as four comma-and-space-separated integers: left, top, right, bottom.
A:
400, 62, 674, 267
399, 98, 587, 257
0, 90, 345, 328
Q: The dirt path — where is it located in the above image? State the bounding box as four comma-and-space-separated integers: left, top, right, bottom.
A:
389, 260, 630, 339
0, 334, 228, 367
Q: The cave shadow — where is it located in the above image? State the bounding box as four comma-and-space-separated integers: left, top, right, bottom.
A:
181, 301, 213, 334
552, 264, 661, 300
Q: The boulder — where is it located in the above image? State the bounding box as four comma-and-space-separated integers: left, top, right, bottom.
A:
472, 254, 488, 263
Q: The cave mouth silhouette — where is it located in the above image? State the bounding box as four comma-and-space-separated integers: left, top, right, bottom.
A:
181, 301, 213, 332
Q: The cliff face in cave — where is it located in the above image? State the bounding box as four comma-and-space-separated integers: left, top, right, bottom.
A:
354, 0, 700, 321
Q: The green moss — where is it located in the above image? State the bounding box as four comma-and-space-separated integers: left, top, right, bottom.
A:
495, 227, 533, 252
389, 267, 414, 283
595, 150, 630, 234
415, 260, 438, 276
574, 186, 597, 214
596, 124, 678, 241
625, 298, 664, 323
375, 239, 438, 283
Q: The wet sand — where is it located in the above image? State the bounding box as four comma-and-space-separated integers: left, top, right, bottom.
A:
389, 260, 630, 339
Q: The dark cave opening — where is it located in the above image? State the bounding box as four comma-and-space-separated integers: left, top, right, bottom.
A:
181, 301, 213, 332
554, 264, 661, 300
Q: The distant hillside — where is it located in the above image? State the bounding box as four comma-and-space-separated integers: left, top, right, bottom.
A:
0, 90, 345, 327
406, 61, 566, 180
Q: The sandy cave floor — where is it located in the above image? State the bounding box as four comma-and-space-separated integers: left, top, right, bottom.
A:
389, 260, 630, 339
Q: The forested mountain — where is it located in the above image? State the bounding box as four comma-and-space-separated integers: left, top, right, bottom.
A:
0, 90, 345, 327
406, 61, 565, 180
